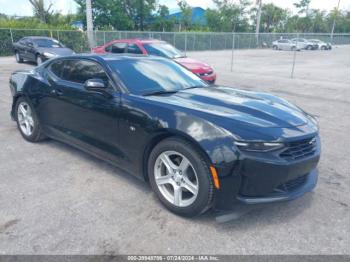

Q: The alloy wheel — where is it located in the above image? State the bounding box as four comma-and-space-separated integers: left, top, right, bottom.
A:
17, 101, 35, 136
154, 151, 199, 207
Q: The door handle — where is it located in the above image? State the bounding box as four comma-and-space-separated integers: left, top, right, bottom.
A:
51, 89, 63, 96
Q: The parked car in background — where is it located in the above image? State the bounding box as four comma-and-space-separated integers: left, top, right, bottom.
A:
291, 38, 318, 50
9, 54, 320, 217
13, 36, 75, 65
272, 39, 298, 51
309, 39, 332, 50
92, 39, 216, 84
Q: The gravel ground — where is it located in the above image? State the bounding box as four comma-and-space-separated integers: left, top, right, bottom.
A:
0, 46, 349, 255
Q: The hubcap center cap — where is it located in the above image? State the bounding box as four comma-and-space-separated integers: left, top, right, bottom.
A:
173, 170, 182, 183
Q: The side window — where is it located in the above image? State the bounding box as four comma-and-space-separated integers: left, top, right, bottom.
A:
61, 60, 110, 86
19, 38, 27, 45
106, 43, 127, 54
25, 39, 34, 47
105, 45, 112, 52
127, 44, 143, 54
49, 60, 64, 78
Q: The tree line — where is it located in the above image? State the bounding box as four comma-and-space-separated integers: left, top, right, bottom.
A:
74, 0, 350, 33
0, 0, 349, 33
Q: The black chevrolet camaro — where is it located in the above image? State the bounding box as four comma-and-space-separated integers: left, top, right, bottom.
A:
9, 54, 321, 217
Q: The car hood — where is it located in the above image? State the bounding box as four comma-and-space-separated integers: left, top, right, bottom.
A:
146, 86, 310, 129
173, 57, 212, 73
37, 47, 74, 56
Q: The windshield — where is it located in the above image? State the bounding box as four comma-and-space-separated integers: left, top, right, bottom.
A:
143, 43, 185, 59
108, 57, 207, 95
33, 39, 63, 48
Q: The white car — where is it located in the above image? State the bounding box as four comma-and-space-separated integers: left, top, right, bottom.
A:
291, 38, 318, 50
309, 39, 332, 50
272, 39, 298, 51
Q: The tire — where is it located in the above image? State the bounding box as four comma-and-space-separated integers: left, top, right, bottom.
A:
148, 137, 214, 217
15, 97, 46, 142
15, 51, 23, 63
321, 46, 326, 50
272, 45, 278, 50
36, 55, 43, 65
306, 45, 312, 50
291, 46, 296, 51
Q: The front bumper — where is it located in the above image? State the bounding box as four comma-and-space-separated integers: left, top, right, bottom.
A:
213, 136, 321, 210
237, 169, 317, 204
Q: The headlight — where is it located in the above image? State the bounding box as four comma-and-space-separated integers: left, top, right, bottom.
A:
43, 52, 57, 58
235, 141, 284, 152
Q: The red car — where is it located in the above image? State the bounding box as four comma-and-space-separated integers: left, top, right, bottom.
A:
92, 39, 216, 84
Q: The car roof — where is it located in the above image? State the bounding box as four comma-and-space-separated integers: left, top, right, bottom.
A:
52, 53, 167, 63
107, 38, 165, 45
26, 36, 57, 40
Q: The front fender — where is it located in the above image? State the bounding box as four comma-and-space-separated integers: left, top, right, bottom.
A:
162, 112, 239, 168
121, 94, 240, 178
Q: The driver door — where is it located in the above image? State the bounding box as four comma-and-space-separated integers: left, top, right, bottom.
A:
43, 58, 123, 162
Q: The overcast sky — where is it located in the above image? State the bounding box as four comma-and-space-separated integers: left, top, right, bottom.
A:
0, 0, 349, 17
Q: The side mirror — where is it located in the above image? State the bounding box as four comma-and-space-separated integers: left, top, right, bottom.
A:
84, 78, 106, 90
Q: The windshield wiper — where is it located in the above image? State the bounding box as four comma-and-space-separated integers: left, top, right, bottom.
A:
142, 90, 179, 96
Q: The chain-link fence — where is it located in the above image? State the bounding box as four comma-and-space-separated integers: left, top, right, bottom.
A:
1, 28, 350, 79
2, 28, 350, 55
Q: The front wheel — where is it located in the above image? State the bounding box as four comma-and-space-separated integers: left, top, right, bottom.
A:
148, 138, 214, 217
36, 55, 43, 65
15, 97, 46, 142
272, 45, 278, 50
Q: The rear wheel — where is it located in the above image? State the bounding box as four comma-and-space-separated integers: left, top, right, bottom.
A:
15, 97, 46, 142
272, 45, 278, 50
321, 46, 326, 50
306, 45, 312, 50
15, 51, 23, 63
148, 138, 214, 217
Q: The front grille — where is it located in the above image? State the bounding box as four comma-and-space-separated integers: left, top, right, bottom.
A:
275, 174, 308, 193
279, 137, 317, 161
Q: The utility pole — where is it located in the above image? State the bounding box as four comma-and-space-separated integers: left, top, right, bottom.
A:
86, 0, 95, 48
330, 0, 341, 44
140, 0, 144, 31
255, 0, 262, 47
